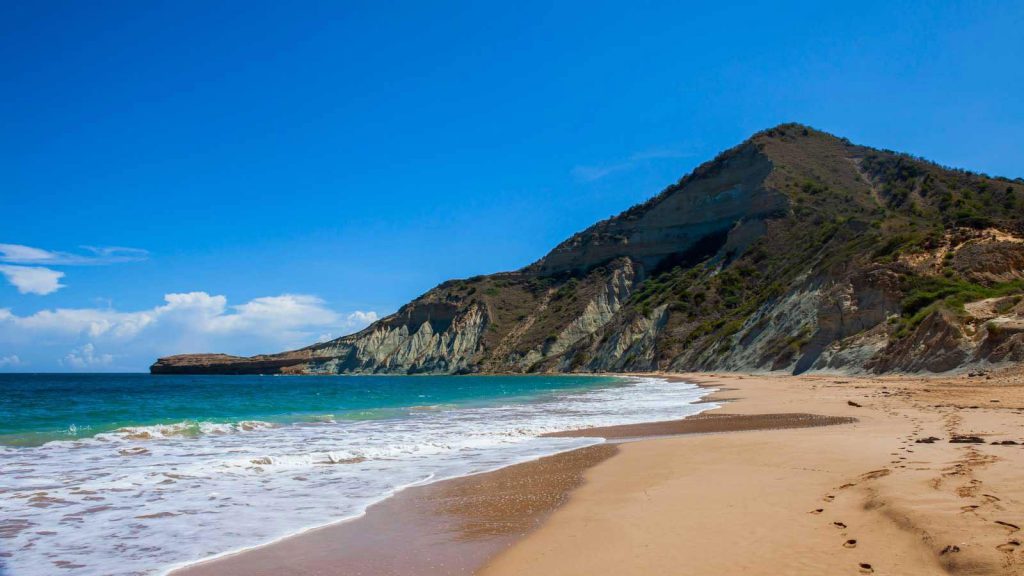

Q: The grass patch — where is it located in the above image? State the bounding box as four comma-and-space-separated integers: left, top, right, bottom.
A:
896, 276, 1024, 337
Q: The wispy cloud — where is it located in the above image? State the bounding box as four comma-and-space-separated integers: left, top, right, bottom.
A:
0, 243, 148, 295
0, 292, 380, 371
0, 354, 20, 367
571, 148, 693, 182
0, 243, 149, 265
0, 265, 66, 295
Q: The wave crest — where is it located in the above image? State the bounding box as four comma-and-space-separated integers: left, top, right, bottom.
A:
109, 420, 277, 441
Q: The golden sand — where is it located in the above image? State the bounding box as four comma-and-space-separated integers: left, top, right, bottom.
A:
175, 369, 1024, 575
483, 370, 1024, 575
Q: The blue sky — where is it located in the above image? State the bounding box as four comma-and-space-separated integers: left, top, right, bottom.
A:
2, 1, 1022, 371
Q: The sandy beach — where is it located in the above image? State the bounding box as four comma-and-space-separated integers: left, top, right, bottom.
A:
174, 370, 1024, 575
486, 371, 1024, 576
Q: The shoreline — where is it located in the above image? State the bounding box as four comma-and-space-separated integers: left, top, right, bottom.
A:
170, 443, 622, 576
168, 373, 716, 576
171, 369, 1024, 575
171, 374, 862, 576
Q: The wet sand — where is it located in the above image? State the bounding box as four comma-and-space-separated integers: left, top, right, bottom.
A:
545, 411, 856, 439
172, 444, 620, 576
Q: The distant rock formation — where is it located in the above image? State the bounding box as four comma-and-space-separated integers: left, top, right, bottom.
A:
152, 124, 1024, 375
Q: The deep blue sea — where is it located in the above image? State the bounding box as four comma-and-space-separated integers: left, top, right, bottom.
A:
0, 373, 712, 576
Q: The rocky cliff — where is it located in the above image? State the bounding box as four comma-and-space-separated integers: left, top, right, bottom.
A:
151, 124, 1024, 375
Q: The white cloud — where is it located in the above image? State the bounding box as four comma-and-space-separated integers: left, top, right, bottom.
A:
0, 292, 380, 371
61, 343, 113, 369
0, 265, 66, 295
0, 292, 359, 340
0, 243, 148, 265
344, 310, 379, 326
0, 354, 20, 367
313, 312, 379, 343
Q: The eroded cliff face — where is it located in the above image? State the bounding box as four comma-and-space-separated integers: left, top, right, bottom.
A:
305, 301, 489, 374
152, 124, 1024, 376
536, 143, 786, 276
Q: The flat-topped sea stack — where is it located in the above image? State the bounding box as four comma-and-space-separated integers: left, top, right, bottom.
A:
152, 124, 1024, 375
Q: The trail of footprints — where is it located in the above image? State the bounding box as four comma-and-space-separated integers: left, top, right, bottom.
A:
813, 397, 1023, 573
802, 397, 930, 573
936, 412, 1022, 564
806, 470, 883, 573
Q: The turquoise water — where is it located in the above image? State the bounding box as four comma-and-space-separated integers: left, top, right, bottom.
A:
0, 373, 619, 446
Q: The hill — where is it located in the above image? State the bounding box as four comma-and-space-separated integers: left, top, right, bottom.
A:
152, 124, 1024, 375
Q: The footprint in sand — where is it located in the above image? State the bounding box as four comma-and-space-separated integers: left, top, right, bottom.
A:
997, 540, 1021, 553
834, 521, 847, 529
844, 539, 857, 548
860, 469, 891, 480
809, 508, 824, 514
859, 562, 874, 573
824, 495, 835, 502
995, 521, 1020, 533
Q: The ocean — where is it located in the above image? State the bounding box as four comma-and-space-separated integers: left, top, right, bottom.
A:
0, 373, 713, 575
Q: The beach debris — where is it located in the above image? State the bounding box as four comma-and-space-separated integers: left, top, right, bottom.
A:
949, 435, 985, 444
